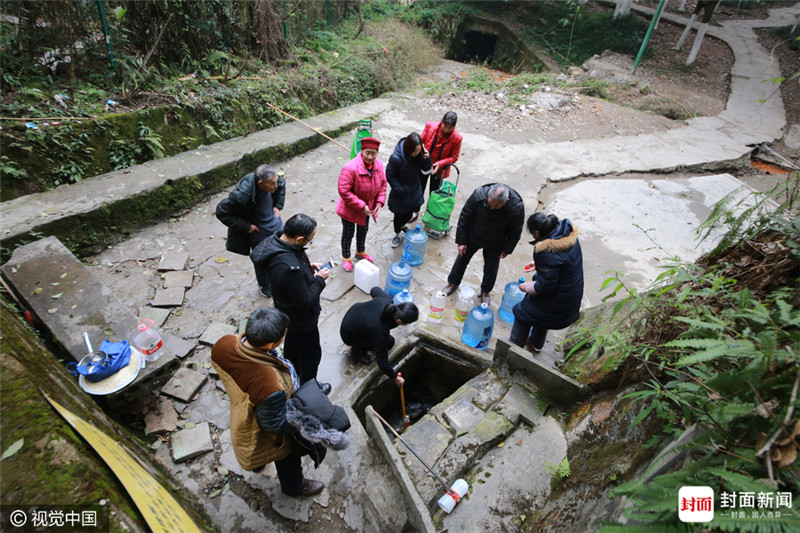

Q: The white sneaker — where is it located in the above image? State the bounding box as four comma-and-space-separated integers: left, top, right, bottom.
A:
391, 234, 402, 248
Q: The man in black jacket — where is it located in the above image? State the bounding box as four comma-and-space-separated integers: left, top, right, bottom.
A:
251, 214, 332, 394
441, 183, 525, 305
216, 165, 285, 298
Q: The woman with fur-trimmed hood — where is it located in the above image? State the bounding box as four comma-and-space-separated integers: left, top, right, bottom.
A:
510, 213, 584, 352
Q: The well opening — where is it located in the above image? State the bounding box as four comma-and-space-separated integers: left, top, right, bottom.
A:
352, 340, 484, 432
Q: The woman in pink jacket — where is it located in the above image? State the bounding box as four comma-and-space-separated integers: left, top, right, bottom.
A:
335, 137, 387, 272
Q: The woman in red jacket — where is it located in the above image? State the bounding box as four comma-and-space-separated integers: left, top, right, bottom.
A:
335, 137, 387, 272
419, 111, 463, 209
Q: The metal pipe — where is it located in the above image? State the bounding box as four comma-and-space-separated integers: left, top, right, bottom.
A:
632, 0, 668, 74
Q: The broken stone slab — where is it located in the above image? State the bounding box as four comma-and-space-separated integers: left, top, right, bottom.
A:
199, 322, 237, 346
1, 237, 179, 404
319, 269, 355, 302
163, 270, 194, 288
443, 398, 485, 435
394, 413, 452, 470
183, 387, 231, 431
171, 421, 214, 463
161, 367, 208, 402
162, 333, 195, 359
495, 382, 546, 427
472, 376, 509, 411
158, 250, 189, 272
494, 339, 583, 405
138, 306, 171, 328
152, 287, 185, 307
144, 397, 179, 435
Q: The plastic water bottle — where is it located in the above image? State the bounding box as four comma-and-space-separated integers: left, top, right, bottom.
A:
428, 291, 446, 322
393, 288, 414, 305
402, 224, 428, 266
498, 277, 526, 324
133, 319, 164, 363
384, 260, 413, 297
454, 286, 476, 322
461, 303, 494, 350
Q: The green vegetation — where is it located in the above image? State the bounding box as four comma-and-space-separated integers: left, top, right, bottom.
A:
519, 1, 650, 66
561, 175, 800, 531
0, 1, 439, 199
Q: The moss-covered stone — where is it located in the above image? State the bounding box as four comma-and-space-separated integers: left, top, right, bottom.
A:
0, 298, 215, 532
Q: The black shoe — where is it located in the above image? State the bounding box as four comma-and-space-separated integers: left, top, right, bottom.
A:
259, 287, 272, 298
355, 353, 372, 365
319, 382, 332, 396
441, 283, 459, 297
296, 478, 324, 496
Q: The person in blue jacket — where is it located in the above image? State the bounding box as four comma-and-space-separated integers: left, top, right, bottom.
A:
510, 213, 584, 352
339, 287, 419, 388
386, 133, 432, 248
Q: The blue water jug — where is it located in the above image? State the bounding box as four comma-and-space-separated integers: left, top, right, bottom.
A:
402, 224, 428, 266
393, 288, 414, 305
461, 303, 494, 350
498, 277, 526, 324
384, 260, 413, 297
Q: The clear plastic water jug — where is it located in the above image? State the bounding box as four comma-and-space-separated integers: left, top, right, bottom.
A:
498, 277, 526, 324
134, 319, 164, 363
428, 291, 446, 322
393, 288, 414, 305
402, 224, 428, 266
461, 303, 494, 350
384, 260, 413, 297
454, 286, 475, 322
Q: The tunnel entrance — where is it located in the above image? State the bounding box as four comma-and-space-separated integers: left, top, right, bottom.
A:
352, 341, 484, 433
462, 30, 498, 64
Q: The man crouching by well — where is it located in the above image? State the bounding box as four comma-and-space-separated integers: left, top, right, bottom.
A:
211, 307, 324, 497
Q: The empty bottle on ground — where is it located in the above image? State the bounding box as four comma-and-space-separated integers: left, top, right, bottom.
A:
498, 277, 526, 324
402, 224, 428, 266
461, 303, 494, 350
384, 260, 413, 297
133, 319, 164, 363
428, 291, 446, 322
454, 286, 475, 322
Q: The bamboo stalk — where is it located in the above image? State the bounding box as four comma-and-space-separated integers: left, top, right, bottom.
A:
264, 102, 349, 151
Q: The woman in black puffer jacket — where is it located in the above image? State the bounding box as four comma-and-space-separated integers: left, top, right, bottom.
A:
386, 133, 432, 248
510, 213, 584, 352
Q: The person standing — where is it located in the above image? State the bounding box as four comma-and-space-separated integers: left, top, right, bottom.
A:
386, 133, 432, 248
510, 213, 584, 353
419, 111, 462, 205
211, 307, 324, 497
441, 183, 525, 305
251, 214, 331, 395
216, 164, 285, 298
336, 137, 386, 272
339, 287, 419, 388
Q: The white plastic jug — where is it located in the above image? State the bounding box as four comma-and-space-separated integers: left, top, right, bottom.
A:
354, 260, 380, 294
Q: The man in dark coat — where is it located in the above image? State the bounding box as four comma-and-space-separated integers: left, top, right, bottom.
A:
251, 214, 332, 395
339, 286, 418, 388
216, 164, 285, 298
386, 133, 432, 248
441, 183, 525, 305
510, 213, 584, 352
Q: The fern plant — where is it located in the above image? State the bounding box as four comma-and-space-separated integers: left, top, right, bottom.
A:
575, 175, 800, 532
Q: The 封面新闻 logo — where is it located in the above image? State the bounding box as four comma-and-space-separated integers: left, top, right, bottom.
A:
679, 486, 714, 523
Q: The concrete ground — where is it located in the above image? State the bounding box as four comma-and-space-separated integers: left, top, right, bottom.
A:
4, 2, 799, 531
